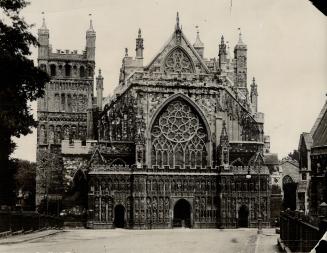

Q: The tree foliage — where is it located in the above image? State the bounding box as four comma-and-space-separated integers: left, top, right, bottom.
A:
13, 159, 36, 210
288, 150, 300, 163
0, 0, 49, 206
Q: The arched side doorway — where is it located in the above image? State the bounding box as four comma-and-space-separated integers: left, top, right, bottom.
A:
114, 205, 125, 228
173, 199, 192, 228
238, 205, 249, 228
282, 175, 297, 210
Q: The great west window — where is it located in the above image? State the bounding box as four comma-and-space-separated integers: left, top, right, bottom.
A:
151, 99, 208, 168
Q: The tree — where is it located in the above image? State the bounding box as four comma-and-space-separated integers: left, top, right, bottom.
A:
14, 159, 36, 210
0, 0, 49, 206
288, 150, 300, 163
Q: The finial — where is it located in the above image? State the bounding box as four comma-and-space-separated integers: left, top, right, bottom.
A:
237, 27, 244, 44
125, 48, 128, 56
41, 12, 47, 29
176, 12, 180, 30
138, 28, 142, 38
253, 77, 255, 83
87, 13, 94, 32
99, 69, 102, 75
193, 25, 204, 48
221, 35, 224, 44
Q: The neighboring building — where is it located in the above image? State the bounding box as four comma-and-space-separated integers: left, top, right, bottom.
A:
280, 159, 300, 211
308, 98, 327, 216
36, 14, 272, 229
264, 153, 282, 225
298, 132, 312, 214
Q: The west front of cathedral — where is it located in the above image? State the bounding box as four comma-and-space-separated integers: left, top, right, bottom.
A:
36, 14, 272, 229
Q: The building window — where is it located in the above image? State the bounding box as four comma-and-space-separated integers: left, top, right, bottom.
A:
151, 99, 208, 168
65, 64, 71, 77
50, 64, 56, 76
80, 66, 85, 77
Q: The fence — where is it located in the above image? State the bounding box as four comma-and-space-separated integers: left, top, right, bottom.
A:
279, 210, 327, 252
0, 211, 63, 236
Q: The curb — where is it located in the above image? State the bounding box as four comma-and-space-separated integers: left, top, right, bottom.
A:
0, 230, 63, 245
277, 237, 292, 253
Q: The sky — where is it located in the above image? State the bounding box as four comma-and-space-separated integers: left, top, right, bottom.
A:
11, 0, 327, 161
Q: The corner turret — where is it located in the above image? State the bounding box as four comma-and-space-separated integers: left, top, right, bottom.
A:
86, 17, 96, 61
218, 35, 227, 70
96, 69, 104, 110
193, 26, 204, 58
250, 77, 258, 113
38, 16, 49, 60
234, 28, 247, 94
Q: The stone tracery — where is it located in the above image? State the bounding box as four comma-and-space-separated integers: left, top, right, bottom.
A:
164, 48, 194, 73
151, 99, 208, 168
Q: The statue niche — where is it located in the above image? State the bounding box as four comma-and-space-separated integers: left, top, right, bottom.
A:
151, 99, 208, 168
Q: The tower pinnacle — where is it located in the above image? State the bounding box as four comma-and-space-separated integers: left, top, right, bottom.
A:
87, 14, 94, 32
237, 27, 244, 45
176, 12, 180, 30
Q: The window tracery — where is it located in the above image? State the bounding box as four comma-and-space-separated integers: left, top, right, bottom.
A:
151, 99, 208, 168
164, 48, 194, 73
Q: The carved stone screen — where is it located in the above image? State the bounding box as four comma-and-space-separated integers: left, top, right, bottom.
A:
164, 48, 194, 73
151, 99, 208, 168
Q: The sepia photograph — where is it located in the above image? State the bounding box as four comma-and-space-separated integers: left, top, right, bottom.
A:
0, 0, 326, 252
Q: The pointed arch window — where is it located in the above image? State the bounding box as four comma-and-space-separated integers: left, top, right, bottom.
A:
151, 99, 208, 168
164, 48, 194, 73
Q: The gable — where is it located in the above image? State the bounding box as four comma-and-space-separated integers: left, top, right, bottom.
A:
145, 29, 210, 74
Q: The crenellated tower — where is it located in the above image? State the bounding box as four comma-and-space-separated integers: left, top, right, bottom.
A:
36, 17, 97, 209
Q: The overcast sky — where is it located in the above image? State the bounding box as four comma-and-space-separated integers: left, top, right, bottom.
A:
12, 0, 327, 161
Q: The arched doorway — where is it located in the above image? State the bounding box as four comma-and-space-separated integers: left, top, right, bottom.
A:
238, 205, 249, 227
282, 175, 297, 210
173, 199, 192, 228
114, 205, 125, 228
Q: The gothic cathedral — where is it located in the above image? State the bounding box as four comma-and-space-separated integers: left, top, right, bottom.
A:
36, 14, 271, 229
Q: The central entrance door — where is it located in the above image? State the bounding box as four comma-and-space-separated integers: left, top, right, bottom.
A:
114, 205, 125, 228
173, 199, 192, 228
238, 205, 249, 227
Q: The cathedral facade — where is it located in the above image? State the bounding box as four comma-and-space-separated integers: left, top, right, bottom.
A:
36, 14, 271, 229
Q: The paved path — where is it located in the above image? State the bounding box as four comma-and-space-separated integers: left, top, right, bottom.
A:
0, 228, 281, 253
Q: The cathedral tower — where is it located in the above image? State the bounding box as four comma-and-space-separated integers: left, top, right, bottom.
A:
36, 18, 96, 209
